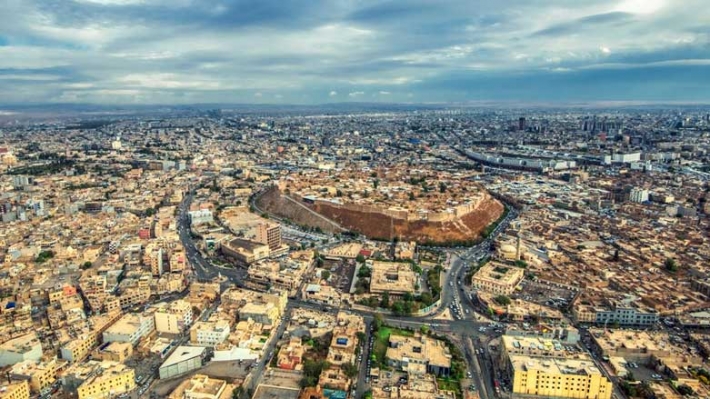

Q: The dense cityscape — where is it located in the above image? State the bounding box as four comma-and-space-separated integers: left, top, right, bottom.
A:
0, 106, 709, 399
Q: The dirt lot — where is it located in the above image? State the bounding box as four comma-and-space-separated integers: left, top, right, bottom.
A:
252, 385, 301, 399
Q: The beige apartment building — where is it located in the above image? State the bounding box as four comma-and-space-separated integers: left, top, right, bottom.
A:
153, 300, 193, 334
92, 342, 133, 363
64, 361, 135, 399
9, 358, 67, 394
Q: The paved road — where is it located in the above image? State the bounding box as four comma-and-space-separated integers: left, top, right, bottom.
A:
179, 187, 519, 399
178, 192, 247, 286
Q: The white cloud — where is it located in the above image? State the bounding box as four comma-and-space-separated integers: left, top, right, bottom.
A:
329, 90, 338, 96
348, 91, 365, 97
379, 91, 391, 95
254, 92, 262, 97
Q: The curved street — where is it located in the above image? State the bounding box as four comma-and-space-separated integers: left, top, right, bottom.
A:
179, 186, 518, 399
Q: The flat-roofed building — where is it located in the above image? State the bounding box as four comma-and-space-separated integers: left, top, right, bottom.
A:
103, 313, 155, 346
93, 342, 133, 363
189, 320, 231, 347
222, 288, 287, 327
9, 358, 68, 394
369, 261, 418, 295
508, 355, 613, 399
0, 332, 42, 367
277, 337, 304, 370
63, 360, 135, 399
394, 241, 416, 260
221, 238, 269, 265
167, 374, 234, 399
255, 222, 282, 252
0, 380, 30, 399
153, 300, 193, 335
472, 261, 524, 295
386, 334, 451, 377
61, 333, 99, 363
588, 329, 699, 365
247, 260, 303, 292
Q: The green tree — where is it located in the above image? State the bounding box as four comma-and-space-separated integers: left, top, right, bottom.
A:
342, 362, 358, 378
665, 258, 678, 272
420, 325, 430, 335
391, 301, 406, 315
356, 254, 366, 263
678, 384, 694, 395
495, 295, 511, 306
358, 265, 372, 278
408, 192, 415, 201
81, 261, 92, 270
439, 182, 447, 193
373, 314, 384, 331
380, 292, 390, 308
321, 270, 331, 281
35, 250, 55, 264
145, 207, 156, 216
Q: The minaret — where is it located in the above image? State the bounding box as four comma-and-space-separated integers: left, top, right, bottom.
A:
516, 233, 522, 261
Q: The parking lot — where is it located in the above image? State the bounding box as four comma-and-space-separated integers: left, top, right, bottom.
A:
513, 280, 577, 308
323, 258, 356, 293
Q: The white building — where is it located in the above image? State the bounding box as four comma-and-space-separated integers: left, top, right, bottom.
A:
189, 320, 231, 347
188, 209, 213, 226
0, 332, 42, 367
159, 346, 205, 379
603, 152, 642, 165
103, 313, 156, 346
629, 188, 649, 203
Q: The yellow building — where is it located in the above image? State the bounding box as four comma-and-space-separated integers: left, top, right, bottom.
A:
509, 355, 612, 399
9, 358, 67, 394
67, 361, 136, 399
0, 380, 30, 399
93, 342, 133, 363
61, 333, 99, 363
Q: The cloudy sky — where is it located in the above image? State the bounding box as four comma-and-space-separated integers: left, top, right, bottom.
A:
0, 0, 709, 104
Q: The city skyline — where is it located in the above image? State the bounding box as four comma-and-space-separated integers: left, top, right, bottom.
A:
1, 0, 710, 105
